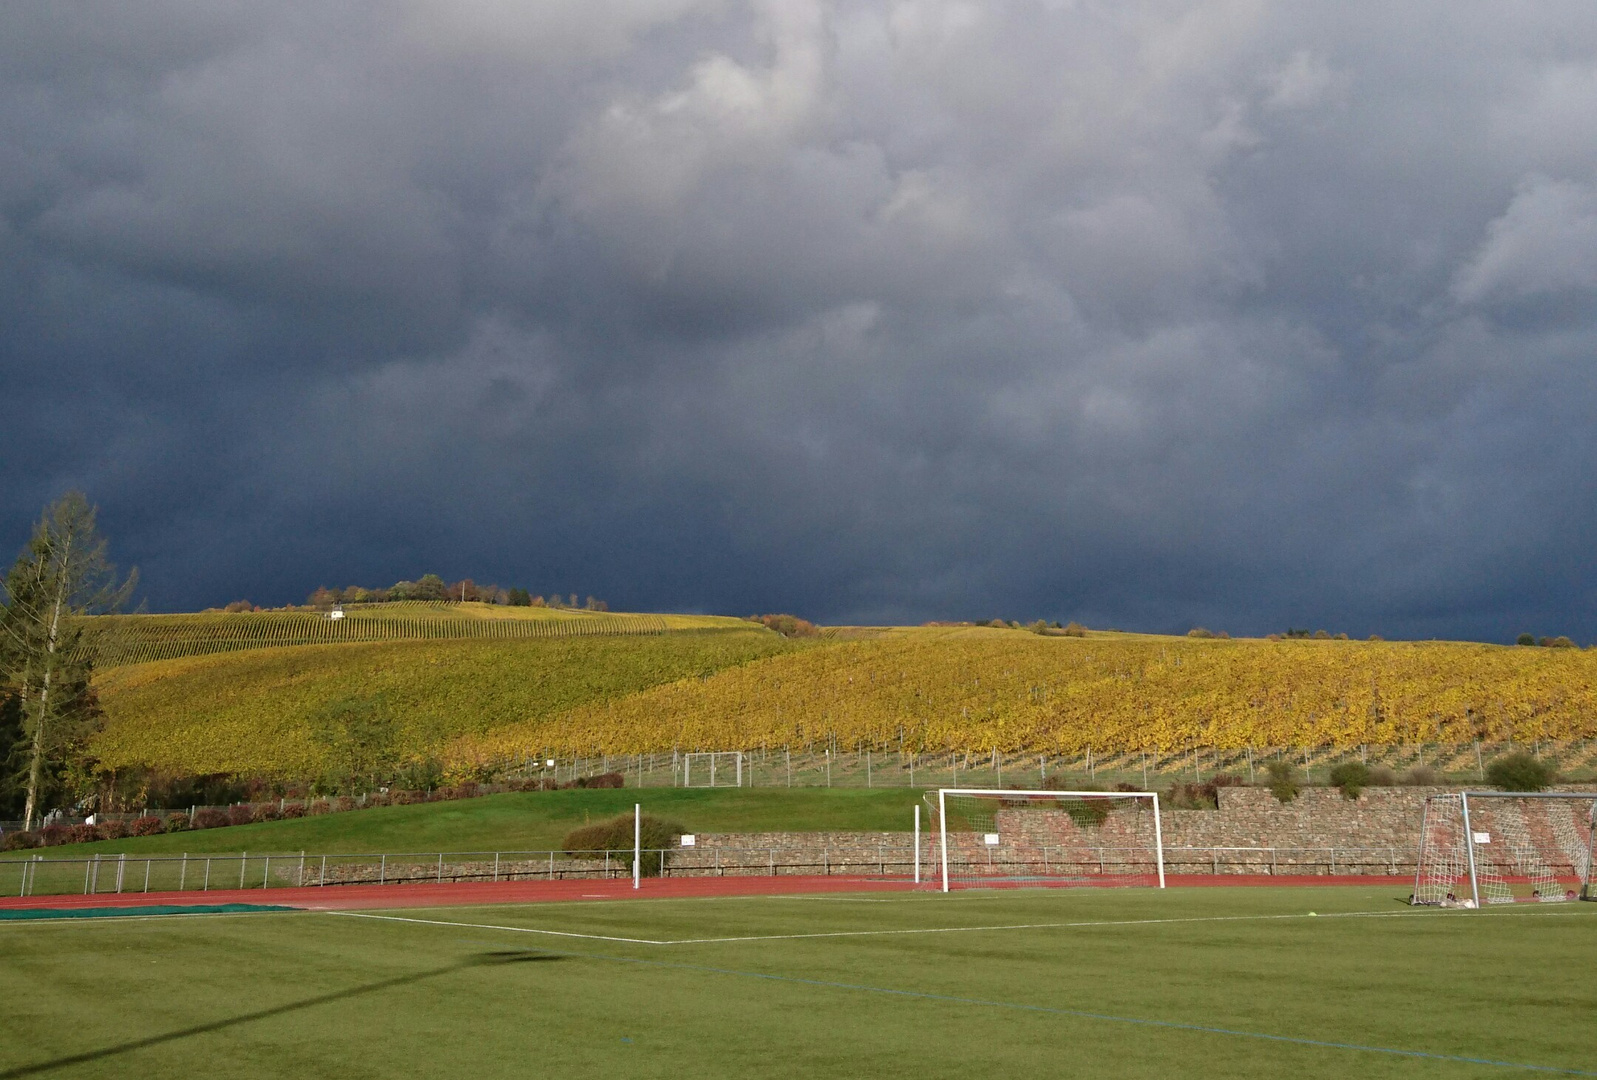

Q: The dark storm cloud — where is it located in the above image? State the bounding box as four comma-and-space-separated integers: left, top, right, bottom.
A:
3, 0, 1595, 640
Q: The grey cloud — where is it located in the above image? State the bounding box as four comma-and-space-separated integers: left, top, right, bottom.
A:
2, 0, 1595, 641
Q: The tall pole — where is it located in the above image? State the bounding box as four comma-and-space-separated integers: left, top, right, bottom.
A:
633, 803, 641, 890
914, 804, 921, 884
1460, 794, 1480, 908
1152, 793, 1166, 889
939, 790, 950, 893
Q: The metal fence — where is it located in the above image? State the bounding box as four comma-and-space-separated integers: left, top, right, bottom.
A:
1, 843, 1424, 899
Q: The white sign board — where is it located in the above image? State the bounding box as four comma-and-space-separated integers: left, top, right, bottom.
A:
1472, 831, 1491, 844
680, 835, 696, 847
545, 759, 555, 768
983, 833, 1001, 846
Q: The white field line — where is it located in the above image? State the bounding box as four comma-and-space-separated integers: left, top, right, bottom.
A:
327, 910, 671, 945
326, 901, 1593, 948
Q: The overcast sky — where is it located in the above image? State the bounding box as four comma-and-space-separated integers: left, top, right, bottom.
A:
2, 1, 1595, 640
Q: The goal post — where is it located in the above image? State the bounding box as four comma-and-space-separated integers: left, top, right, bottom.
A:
1413, 791, 1597, 907
933, 788, 1165, 892
682, 752, 744, 788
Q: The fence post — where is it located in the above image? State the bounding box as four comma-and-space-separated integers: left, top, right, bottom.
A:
380, 855, 386, 885
239, 852, 247, 889
203, 857, 211, 891
144, 859, 152, 893
321, 855, 327, 886
263, 856, 271, 889
494, 853, 500, 883
437, 853, 444, 883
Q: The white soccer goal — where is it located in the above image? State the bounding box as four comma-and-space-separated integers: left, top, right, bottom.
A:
1413, 792, 1597, 907
682, 752, 745, 788
932, 789, 1165, 892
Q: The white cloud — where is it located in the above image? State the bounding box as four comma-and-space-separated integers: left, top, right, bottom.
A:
1453, 175, 1597, 303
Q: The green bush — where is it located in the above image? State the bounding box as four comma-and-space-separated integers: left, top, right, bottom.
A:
564, 813, 686, 876
1485, 751, 1555, 792
1265, 761, 1299, 803
1328, 761, 1371, 799
1517, 633, 1536, 646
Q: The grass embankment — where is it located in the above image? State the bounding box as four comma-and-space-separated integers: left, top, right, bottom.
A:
91, 629, 800, 777
1, 788, 926, 857
3, 888, 1592, 1078
460, 626, 1597, 757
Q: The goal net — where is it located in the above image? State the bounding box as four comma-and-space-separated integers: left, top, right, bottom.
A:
682, 752, 744, 788
1413, 792, 1597, 907
932, 789, 1164, 892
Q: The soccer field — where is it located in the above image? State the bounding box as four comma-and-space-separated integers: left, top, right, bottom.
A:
2, 886, 1592, 1079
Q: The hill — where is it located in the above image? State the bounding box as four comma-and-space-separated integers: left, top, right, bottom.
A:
453, 626, 1597, 760
81, 602, 744, 667
89, 621, 1597, 785
91, 627, 802, 778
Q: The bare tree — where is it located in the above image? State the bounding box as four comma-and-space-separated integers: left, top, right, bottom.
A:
1, 493, 136, 828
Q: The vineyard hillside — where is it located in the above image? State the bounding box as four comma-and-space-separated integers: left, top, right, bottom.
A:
81, 602, 746, 667
91, 628, 800, 777
455, 627, 1597, 762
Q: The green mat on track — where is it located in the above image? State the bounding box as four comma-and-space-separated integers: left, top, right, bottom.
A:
0, 903, 297, 920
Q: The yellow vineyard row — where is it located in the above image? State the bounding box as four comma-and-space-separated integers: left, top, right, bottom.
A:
448, 627, 1597, 762
79, 604, 732, 668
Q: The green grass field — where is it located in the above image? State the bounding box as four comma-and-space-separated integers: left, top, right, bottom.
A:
0, 788, 925, 859
3, 886, 1592, 1079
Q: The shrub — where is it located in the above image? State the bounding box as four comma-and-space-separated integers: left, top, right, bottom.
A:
573, 772, 624, 790
193, 808, 229, 830
68, 824, 97, 844
332, 796, 356, 813
1061, 621, 1088, 637
1402, 765, 1441, 786
227, 804, 256, 827
1367, 766, 1398, 786
1517, 633, 1536, 646
163, 812, 190, 833
253, 804, 281, 823
39, 824, 71, 847
1486, 751, 1555, 792
130, 816, 165, 837
1165, 774, 1245, 809
307, 799, 332, 815
1328, 761, 1371, 799
748, 613, 821, 638
1541, 636, 1576, 649
1265, 761, 1299, 803
564, 814, 686, 876
280, 802, 306, 819
2, 830, 42, 851
1187, 627, 1215, 638
95, 819, 129, 841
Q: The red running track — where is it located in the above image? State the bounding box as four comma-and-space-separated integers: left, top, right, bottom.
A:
0, 873, 1408, 913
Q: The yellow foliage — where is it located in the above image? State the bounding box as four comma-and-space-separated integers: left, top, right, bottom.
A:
452, 628, 1597, 761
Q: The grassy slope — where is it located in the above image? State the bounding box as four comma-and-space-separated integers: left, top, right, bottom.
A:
92, 629, 799, 776
2, 888, 1591, 1079
464, 625, 1597, 757
1, 788, 927, 857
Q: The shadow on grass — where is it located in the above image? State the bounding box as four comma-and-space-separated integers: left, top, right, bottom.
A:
0, 951, 559, 1079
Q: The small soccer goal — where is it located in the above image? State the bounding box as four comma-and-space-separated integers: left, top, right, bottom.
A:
1412, 792, 1597, 907
931, 788, 1165, 892
681, 752, 745, 788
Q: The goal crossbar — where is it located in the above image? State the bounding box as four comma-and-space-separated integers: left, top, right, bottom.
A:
936, 788, 1165, 893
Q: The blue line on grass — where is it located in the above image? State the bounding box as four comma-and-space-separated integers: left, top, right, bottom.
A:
557, 948, 1596, 1076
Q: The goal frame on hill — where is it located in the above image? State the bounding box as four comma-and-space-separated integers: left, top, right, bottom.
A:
1412, 791, 1597, 908
935, 788, 1165, 893
681, 751, 745, 788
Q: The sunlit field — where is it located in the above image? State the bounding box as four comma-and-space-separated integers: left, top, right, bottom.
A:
4, 886, 1592, 1079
